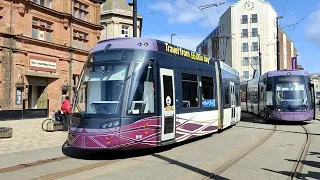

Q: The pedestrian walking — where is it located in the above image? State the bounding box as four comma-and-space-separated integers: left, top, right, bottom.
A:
61, 96, 71, 131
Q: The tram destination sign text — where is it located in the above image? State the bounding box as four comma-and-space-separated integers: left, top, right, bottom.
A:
158, 42, 211, 64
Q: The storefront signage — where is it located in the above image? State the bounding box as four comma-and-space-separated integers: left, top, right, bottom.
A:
29, 58, 57, 73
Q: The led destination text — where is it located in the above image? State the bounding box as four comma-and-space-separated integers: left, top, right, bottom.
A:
164, 43, 210, 64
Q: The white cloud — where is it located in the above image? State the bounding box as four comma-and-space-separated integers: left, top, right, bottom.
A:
148, 0, 231, 27
305, 8, 320, 46
143, 33, 204, 51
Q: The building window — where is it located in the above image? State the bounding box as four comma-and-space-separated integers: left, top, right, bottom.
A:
242, 57, 249, 66
121, 25, 129, 37
182, 73, 199, 108
32, 18, 53, 42
242, 43, 249, 52
73, 0, 89, 21
251, 14, 258, 23
243, 71, 249, 79
252, 56, 259, 65
252, 42, 258, 51
242, 29, 248, 38
241, 15, 248, 24
252, 28, 258, 37
201, 76, 214, 108
73, 30, 89, 50
33, 0, 52, 8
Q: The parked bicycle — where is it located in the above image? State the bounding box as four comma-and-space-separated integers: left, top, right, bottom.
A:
41, 110, 64, 132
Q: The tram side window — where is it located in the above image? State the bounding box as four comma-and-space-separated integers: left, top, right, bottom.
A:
201, 76, 215, 108
182, 73, 199, 108
224, 83, 230, 106
240, 84, 247, 102
127, 63, 155, 115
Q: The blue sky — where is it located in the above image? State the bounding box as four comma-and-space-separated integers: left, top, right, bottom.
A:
134, 0, 320, 73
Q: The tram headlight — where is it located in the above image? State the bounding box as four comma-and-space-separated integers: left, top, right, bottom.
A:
113, 120, 120, 127
101, 122, 108, 129
101, 120, 120, 129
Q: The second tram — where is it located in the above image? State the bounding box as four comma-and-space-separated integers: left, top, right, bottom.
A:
241, 70, 315, 121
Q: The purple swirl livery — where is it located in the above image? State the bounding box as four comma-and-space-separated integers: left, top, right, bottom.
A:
68, 37, 241, 150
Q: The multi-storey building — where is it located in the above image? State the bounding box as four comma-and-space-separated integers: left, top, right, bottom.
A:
196, 0, 298, 81
278, 28, 298, 70
0, 0, 103, 116
99, 0, 142, 40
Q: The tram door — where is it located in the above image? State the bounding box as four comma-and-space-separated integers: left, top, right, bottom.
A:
230, 81, 236, 123
160, 68, 176, 142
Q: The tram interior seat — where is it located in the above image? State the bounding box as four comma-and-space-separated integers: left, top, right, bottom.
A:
183, 101, 190, 108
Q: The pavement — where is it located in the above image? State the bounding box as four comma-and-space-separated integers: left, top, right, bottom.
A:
0, 118, 67, 155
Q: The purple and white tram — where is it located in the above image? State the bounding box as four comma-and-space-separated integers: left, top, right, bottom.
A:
67, 37, 241, 150
241, 70, 315, 121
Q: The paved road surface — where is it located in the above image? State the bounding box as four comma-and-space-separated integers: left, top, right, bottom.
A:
0, 113, 319, 180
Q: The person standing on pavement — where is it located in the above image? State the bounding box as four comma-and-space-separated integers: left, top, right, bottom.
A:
61, 96, 71, 131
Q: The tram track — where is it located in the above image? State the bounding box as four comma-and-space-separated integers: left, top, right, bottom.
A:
288, 125, 311, 180
202, 124, 277, 180
32, 159, 120, 180
0, 148, 95, 173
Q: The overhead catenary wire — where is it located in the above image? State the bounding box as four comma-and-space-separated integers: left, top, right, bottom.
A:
288, 3, 320, 33
280, 0, 288, 25
185, 0, 225, 29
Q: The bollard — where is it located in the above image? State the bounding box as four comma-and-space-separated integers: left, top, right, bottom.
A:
0, 127, 13, 138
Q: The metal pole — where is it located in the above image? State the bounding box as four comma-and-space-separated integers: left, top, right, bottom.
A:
276, 16, 282, 70
171, 35, 172, 44
133, 0, 137, 37
258, 34, 262, 76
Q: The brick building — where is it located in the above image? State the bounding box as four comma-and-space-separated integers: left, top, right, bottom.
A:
278, 28, 298, 70
0, 0, 103, 116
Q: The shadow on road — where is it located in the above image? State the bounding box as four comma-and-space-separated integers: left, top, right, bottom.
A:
152, 154, 229, 180
262, 152, 320, 179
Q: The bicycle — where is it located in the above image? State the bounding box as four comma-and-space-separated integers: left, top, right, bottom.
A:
41, 111, 64, 132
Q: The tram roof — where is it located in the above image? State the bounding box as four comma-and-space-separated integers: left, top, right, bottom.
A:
91, 37, 215, 65
266, 69, 309, 77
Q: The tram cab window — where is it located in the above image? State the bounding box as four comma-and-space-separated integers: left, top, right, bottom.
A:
127, 63, 155, 115
182, 73, 199, 108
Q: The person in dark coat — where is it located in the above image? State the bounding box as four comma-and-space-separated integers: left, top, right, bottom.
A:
61, 96, 71, 131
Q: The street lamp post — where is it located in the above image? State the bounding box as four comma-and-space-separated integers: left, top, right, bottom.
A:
171, 33, 176, 44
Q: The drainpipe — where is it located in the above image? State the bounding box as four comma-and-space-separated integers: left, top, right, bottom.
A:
69, 1, 73, 99
8, 1, 14, 109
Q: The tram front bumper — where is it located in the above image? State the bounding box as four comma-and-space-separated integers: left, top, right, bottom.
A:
68, 127, 120, 150
268, 110, 314, 121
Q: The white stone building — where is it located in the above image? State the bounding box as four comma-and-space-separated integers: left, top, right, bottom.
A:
197, 0, 298, 81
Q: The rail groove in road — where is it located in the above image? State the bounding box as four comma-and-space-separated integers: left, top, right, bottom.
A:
0, 156, 70, 173
202, 124, 277, 180
289, 125, 311, 180
32, 159, 120, 180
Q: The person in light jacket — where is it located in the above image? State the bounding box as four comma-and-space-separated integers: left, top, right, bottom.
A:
61, 96, 71, 131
